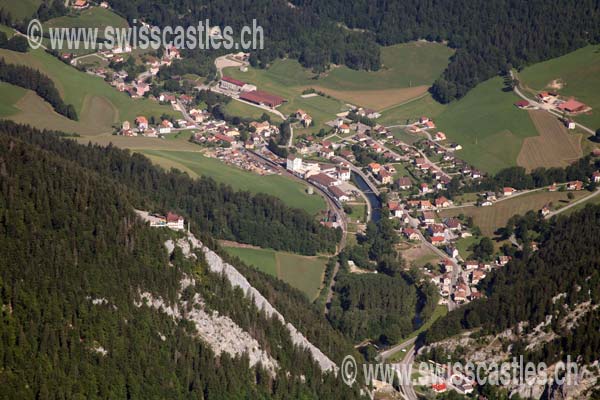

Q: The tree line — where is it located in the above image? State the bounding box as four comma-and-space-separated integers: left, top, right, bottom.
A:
0, 121, 340, 255
0, 58, 78, 120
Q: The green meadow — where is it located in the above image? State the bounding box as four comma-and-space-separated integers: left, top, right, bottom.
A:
0, 46, 176, 135
0, 0, 40, 20
518, 45, 600, 130
44, 7, 128, 37
223, 246, 328, 300
434, 77, 539, 174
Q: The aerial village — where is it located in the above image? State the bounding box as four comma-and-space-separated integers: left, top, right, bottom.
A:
80, 42, 600, 312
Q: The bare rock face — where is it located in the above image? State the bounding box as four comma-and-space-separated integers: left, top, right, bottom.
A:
185, 234, 338, 374
135, 277, 279, 375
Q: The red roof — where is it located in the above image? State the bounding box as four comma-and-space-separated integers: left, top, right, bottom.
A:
215, 133, 234, 143
167, 212, 182, 222
558, 99, 586, 112
515, 100, 529, 108
240, 90, 285, 108
221, 76, 246, 87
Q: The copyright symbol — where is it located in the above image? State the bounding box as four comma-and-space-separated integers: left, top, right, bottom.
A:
341, 355, 357, 386
27, 19, 43, 50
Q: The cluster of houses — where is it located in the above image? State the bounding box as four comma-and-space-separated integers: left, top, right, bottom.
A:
106, 46, 182, 98
536, 92, 592, 115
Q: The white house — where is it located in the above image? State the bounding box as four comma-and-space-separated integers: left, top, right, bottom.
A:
286, 155, 303, 172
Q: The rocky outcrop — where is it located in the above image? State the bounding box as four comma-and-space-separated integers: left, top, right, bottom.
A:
185, 234, 339, 374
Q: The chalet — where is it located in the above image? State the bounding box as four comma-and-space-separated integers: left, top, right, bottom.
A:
440, 258, 454, 273
540, 205, 551, 217
446, 245, 459, 258
419, 200, 434, 210
593, 171, 600, 183
454, 289, 467, 303
503, 187, 517, 196
434, 131, 447, 141
429, 224, 445, 238
424, 120, 436, 129
250, 120, 273, 136
295, 109, 313, 127
403, 228, 420, 241
340, 149, 355, 161
420, 183, 431, 194
159, 119, 173, 134
435, 196, 452, 208
414, 157, 426, 167
338, 124, 351, 134
549, 183, 558, 192
396, 177, 412, 190
135, 116, 148, 131
566, 180, 583, 191
440, 273, 452, 287
431, 235, 445, 245
72, 0, 89, 9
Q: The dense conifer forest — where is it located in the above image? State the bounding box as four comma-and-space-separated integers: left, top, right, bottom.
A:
0, 123, 364, 399
0, 121, 340, 255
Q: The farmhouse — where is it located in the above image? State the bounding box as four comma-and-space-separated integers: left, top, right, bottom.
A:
566, 180, 583, 191
220, 76, 257, 93
147, 212, 185, 231
378, 169, 392, 184
240, 90, 285, 108
435, 196, 452, 208
514, 100, 529, 108
503, 187, 517, 196
295, 109, 313, 127
558, 98, 588, 114
72, 0, 89, 9
135, 116, 148, 131
434, 131, 447, 141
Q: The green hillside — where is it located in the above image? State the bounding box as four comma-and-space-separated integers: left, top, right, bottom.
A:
435, 77, 539, 173
518, 44, 600, 130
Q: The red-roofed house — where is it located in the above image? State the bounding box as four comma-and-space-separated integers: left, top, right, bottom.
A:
166, 212, 185, 230
567, 180, 583, 191
558, 99, 587, 113
503, 187, 517, 196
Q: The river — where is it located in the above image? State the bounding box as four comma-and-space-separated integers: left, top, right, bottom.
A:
351, 172, 382, 223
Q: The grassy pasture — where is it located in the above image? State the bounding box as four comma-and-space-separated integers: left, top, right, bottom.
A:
518, 45, 600, 130
434, 77, 539, 174
0, 47, 176, 134
44, 7, 128, 37
517, 110, 582, 171
223, 246, 327, 300
224, 41, 453, 114
439, 190, 589, 236
0, 82, 26, 117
